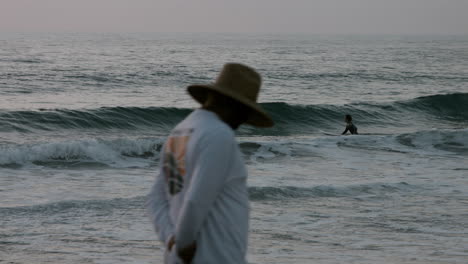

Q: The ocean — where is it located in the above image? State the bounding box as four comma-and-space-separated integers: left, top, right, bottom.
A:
0, 33, 467, 264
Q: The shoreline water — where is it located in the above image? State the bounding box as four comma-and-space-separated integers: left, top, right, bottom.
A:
1, 33, 467, 263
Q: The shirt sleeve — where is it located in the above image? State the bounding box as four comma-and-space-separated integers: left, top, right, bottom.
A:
146, 148, 174, 246
175, 129, 234, 249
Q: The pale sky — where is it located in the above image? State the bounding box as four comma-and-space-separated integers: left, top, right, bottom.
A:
1, 0, 467, 34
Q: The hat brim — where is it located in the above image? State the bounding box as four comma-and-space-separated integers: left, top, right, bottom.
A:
187, 84, 274, 128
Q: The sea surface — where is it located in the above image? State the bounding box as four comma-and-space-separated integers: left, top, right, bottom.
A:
0, 33, 467, 264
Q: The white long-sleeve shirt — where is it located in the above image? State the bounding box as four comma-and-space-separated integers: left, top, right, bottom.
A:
147, 109, 250, 264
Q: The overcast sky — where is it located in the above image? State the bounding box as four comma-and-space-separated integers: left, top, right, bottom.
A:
1, 0, 467, 34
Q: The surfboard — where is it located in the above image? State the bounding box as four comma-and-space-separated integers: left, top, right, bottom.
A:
320, 130, 340, 136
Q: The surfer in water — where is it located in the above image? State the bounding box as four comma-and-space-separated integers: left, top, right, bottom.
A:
342, 114, 358, 135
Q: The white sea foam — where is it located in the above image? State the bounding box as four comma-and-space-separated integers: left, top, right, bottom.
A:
0, 137, 163, 168
244, 129, 468, 163
2, 129, 466, 169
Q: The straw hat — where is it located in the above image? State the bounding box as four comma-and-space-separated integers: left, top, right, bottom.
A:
187, 63, 274, 127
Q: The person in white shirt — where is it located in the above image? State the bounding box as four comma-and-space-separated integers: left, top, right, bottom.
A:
147, 63, 274, 264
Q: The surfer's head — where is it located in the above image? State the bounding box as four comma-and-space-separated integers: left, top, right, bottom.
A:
345, 114, 353, 123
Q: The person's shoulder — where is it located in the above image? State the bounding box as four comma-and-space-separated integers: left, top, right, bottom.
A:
196, 118, 235, 148
205, 123, 235, 141
191, 125, 234, 155
196, 110, 234, 135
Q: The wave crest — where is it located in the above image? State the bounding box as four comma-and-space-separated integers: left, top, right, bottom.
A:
0, 138, 163, 168
1, 93, 466, 135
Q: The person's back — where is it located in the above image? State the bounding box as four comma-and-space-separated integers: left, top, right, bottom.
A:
164, 109, 250, 264
147, 63, 274, 264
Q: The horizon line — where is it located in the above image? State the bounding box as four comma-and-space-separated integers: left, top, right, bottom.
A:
1, 31, 467, 36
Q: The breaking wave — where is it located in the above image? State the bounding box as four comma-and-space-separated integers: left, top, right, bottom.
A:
0, 138, 163, 168
1, 93, 466, 136
2, 128, 466, 168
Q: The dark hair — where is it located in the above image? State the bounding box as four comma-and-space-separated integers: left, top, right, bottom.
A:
345, 114, 352, 121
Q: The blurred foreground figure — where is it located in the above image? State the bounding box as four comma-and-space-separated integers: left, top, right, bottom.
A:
147, 63, 274, 264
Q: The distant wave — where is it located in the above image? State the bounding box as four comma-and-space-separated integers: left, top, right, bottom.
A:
0, 57, 46, 64
0, 182, 416, 216
395, 129, 468, 155
397, 93, 468, 121
1, 93, 466, 135
0, 106, 190, 133
258, 92, 468, 135
271, 71, 468, 83
248, 182, 414, 201
0, 196, 145, 216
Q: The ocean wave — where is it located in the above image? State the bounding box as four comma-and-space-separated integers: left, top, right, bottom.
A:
271, 71, 468, 83
0, 138, 163, 168
1, 129, 466, 168
0, 136, 316, 168
0, 182, 415, 216
0, 196, 145, 216
249, 182, 414, 201
1, 137, 288, 168
397, 93, 468, 122
244, 129, 468, 162
0, 106, 189, 133
322, 129, 468, 158
1, 93, 466, 135
0, 136, 297, 168
396, 129, 468, 155
240, 129, 468, 167
257, 93, 468, 134
0, 57, 46, 64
